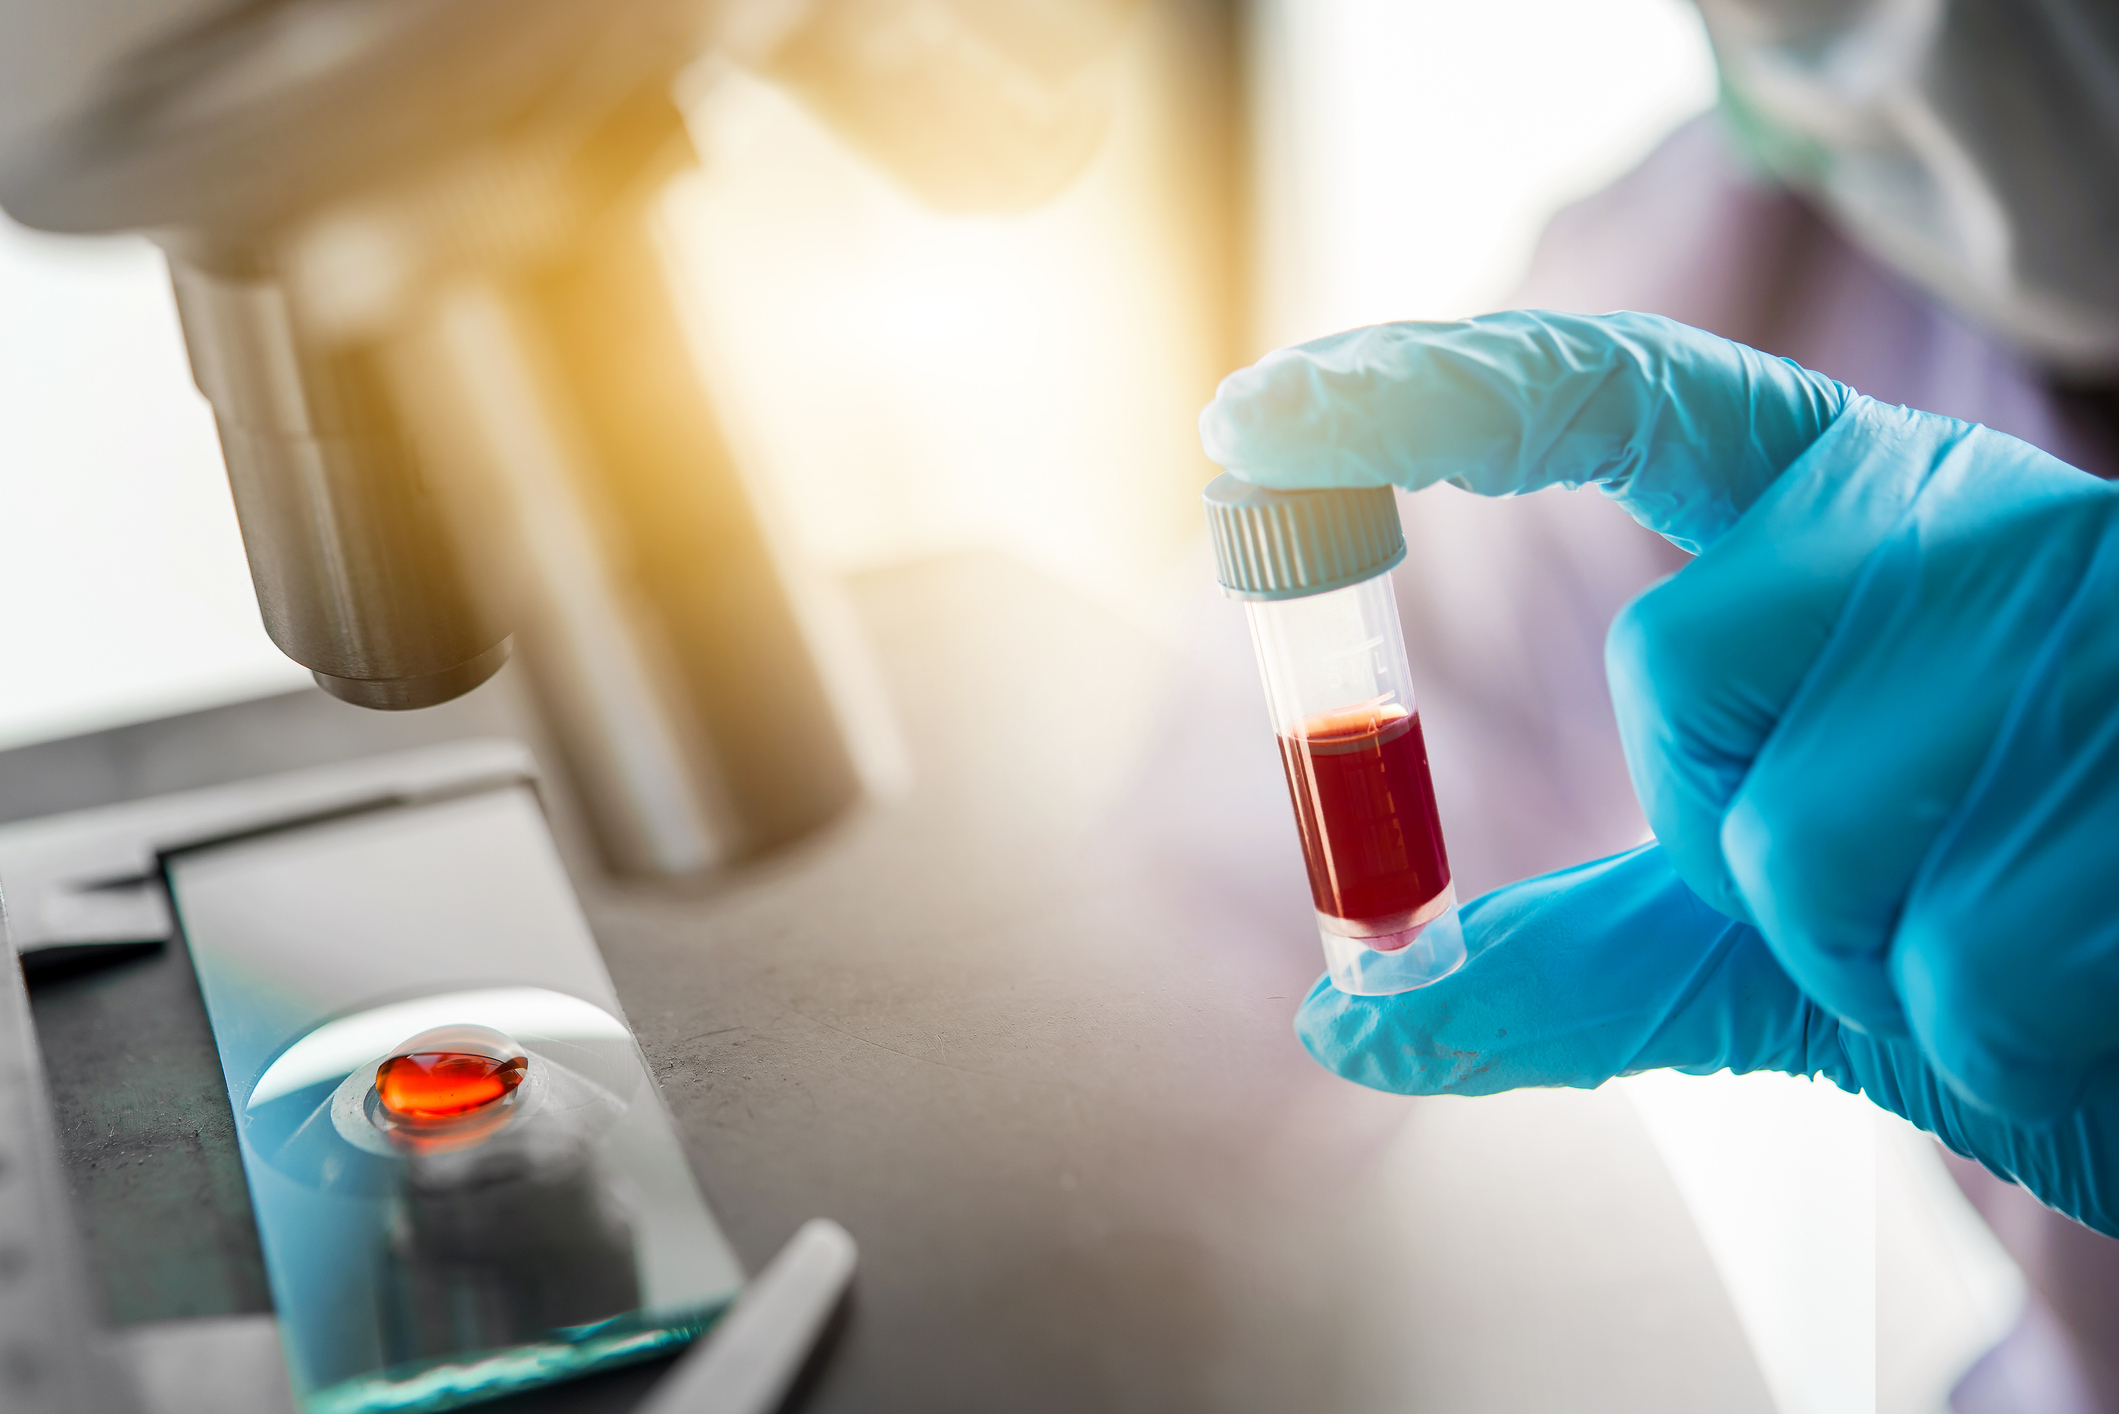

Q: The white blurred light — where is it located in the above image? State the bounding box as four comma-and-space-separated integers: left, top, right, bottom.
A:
1624, 1071, 2025, 1414
1625, 1071, 1878, 1414
0, 220, 308, 751
669, 34, 1229, 619
1875, 1110, 2025, 1414
1250, 0, 1719, 346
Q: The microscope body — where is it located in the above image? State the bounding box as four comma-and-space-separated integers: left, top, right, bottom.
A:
0, 0, 1137, 874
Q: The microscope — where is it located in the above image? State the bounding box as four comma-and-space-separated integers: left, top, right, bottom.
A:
0, 0, 1141, 876
0, 9, 1155, 1407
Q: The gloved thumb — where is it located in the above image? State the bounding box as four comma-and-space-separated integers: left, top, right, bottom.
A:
1295, 843, 1852, 1095
1200, 311, 1849, 554
1295, 843, 2119, 1240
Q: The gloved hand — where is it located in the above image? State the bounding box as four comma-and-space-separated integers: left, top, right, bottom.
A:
1200, 310, 2119, 1235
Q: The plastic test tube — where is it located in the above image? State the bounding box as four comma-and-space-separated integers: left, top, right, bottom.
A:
1204, 474, 1466, 996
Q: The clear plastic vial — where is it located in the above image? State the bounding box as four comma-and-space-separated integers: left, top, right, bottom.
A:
1204, 475, 1466, 995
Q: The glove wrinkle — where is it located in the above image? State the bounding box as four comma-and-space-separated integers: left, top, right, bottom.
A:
1616, 402, 1985, 980
1894, 503, 2119, 1122
1799, 992, 1857, 1094
1711, 406, 1985, 1023
1619, 910, 1762, 1081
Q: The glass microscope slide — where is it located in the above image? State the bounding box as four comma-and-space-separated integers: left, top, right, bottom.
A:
168, 784, 741, 1414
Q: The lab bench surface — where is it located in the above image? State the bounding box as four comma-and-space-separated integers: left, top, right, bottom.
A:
7, 552, 1777, 1413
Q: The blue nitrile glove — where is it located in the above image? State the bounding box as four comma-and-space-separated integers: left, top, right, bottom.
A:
1200, 311, 2119, 1235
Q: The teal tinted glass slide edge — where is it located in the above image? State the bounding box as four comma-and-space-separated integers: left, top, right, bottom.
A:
306, 1302, 729, 1414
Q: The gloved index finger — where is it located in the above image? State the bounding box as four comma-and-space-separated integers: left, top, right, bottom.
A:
1199, 310, 1850, 554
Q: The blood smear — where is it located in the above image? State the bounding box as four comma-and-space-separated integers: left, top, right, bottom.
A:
377, 1049, 527, 1120
1277, 702, 1451, 942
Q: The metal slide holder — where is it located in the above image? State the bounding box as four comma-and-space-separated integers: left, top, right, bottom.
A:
0, 743, 743, 1413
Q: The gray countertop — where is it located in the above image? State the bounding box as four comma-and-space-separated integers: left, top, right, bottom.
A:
9, 552, 1774, 1412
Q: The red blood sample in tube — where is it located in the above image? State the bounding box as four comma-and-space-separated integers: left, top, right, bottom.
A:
1277, 703, 1451, 945
377, 1049, 526, 1120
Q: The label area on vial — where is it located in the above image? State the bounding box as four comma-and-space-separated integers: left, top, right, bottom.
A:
1277, 699, 1452, 946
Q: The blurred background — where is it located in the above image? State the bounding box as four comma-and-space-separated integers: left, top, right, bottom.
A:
0, 2, 2071, 1412
0, 0, 1719, 746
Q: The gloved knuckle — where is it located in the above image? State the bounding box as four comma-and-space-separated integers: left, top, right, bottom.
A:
1604, 592, 1665, 710
1609, 576, 1710, 686
1607, 580, 1724, 744
1721, 775, 1845, 919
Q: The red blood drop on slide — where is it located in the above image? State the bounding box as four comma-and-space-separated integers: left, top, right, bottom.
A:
377, 1050, 526, 1119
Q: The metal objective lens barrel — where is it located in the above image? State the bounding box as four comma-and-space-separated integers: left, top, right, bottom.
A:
170, 256, 510, 710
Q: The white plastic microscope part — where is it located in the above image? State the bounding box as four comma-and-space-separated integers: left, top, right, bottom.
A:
639, 1218, 858, 1414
